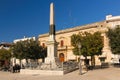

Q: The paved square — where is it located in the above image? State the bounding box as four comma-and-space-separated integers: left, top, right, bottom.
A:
0, 67, 119, 80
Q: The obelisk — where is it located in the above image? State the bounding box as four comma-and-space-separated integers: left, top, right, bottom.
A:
45, 3, 58, 69
49, 3, 55, 38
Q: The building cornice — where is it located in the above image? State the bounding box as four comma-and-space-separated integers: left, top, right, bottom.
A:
39, 21, 105, 38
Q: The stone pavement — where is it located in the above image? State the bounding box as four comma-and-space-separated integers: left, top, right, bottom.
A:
0, 67, 119, 80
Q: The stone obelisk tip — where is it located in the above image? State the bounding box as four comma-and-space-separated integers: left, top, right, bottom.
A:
50, 2, 54, 25
49, 2, 55, 35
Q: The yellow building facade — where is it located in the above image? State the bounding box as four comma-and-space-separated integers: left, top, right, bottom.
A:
38, 15, 120, 65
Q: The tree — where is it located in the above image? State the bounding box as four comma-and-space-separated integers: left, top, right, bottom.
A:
11, 39, 47, 65
107, 26, 120, 55
71, 32, 103, 67
0, 48, 11, 67
24, 39, 47, 61
83, 32, 103, 67
12, 41, 25, 60
71, 34, 82, 55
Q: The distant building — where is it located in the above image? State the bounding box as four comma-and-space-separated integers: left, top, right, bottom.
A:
38, 15, 120, 64
0, 42, 12, 50
13, 36, 36, 43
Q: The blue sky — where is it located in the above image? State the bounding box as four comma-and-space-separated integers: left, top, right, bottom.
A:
0, 0, 120, 42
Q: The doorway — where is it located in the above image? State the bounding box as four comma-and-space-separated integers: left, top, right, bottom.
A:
59, 53, 64, 62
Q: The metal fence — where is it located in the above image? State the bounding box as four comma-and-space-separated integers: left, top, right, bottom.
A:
24, 61, 79, 71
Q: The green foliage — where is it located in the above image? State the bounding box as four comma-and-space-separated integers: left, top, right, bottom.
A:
71, 31, 103, 67
11, 39, 47, 60
71, 33, 83, 55
71, 32, 103, 56
0, 49, 11, 60
12, 41, 25, 59
107, 26, 120, 54
84, 32, 103, 56
71, 34, 82, 48
72, 47, 80, 55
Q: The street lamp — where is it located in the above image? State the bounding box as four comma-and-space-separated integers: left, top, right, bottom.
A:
10, 52, 14, 72
78, 42, 82, 75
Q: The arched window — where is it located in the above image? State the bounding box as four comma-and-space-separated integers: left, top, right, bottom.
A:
60, 40, 64, 47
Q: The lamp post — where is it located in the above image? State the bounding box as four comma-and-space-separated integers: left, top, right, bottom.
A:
10, 52, 13, 65
78, 42, 82, 75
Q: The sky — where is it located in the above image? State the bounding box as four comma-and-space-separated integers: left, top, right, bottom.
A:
0, 0, 120, 43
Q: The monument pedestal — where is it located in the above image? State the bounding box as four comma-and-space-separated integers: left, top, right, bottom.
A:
44, 39, 59, 69
45, 57, 58, 69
